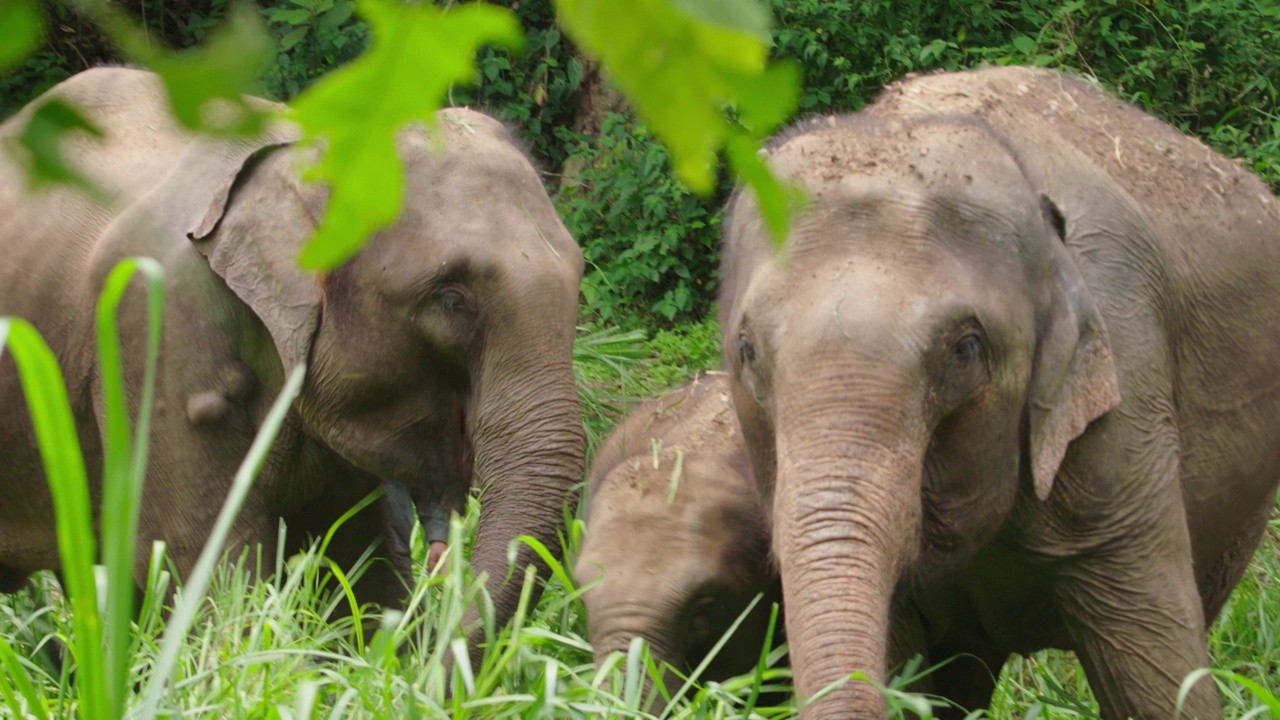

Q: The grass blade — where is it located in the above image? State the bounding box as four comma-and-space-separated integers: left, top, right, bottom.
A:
95, 257, 164, 719
0, 318, 105, 720
0, 635, 50, 720
135, 363, 306, 717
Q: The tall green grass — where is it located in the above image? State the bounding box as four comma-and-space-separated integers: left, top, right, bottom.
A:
2, 275, 1279, 718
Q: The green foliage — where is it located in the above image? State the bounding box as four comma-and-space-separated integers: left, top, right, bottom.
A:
638, 318, 723, 393
7, 99, 105, 199
0, 0, 42, 74
447, 1, 583, 170
554, 0, 801, 241
572, 326, 649, 451
145, 1, 273, 136
290, 0, 522, 269
562, 114, 726, 326
261, 0, 368, 100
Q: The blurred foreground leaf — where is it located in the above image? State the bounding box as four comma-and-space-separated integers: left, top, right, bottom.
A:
5, 99, 106, 201
148, 2, 274, 136
0, 318, 106, 720
0, 0, 43, 73
67, 0, 274, 137
554, 0, 803, 241
292, 0, 522, 270
4, 0, 272, 206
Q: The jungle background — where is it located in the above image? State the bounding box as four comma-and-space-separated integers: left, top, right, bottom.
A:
2, 0, 1280, 717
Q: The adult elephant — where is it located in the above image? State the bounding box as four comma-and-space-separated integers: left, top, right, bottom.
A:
0, 68, 584, 650
719, 66, 1280, 718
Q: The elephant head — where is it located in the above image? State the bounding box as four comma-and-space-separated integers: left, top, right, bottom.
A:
186, 109, 585, 644
575, 376, 781, 698
719, 115, 1119, 716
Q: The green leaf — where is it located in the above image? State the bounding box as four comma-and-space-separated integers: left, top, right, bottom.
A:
554, 0, 801, 240
95, 258, 165, 720
0, 0, 43, 73
726, 133, 806, 244
6, 98, 106, 201
0, 636, 49, 720
291, 0, 522, 270
1012, 34, 1036, 55
668, 0, 772, 43
275, 8, 313, 25
148, 2, 274, 136
281, 25, 310, 50
0, 318, 106, 720
321, 0, 355, 29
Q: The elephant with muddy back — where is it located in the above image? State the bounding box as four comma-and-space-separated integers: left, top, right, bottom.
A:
575, 373, 782, 697
720, 66, 1280, 718
0, 68, 585, 653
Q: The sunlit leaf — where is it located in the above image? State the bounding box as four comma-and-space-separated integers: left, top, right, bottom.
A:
0, 0, 42, 73
148, 2, 274, 136
5, 98, 106, 201
726, 133, 806, 240
95, 258, 165, 720
0, 318, 106, 720
554, 0, 801, 242
291, 0, 522, 270
668, 0, 771, 44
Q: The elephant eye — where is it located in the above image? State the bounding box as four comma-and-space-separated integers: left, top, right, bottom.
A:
735, 335, 755, 367
439, 288, 472, 316
687, 593, 720, 637
951, 332, 983, 368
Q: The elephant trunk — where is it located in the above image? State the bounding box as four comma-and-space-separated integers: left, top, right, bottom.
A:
593, 625, 681, 709
467, 353, 584, 643
774, 380, 924, 718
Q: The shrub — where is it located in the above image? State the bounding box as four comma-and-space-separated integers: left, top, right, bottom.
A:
559, 113, 728, 327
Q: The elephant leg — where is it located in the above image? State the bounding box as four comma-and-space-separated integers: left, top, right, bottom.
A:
1055, 545, 1222, 720
1198, 497, 1275, 626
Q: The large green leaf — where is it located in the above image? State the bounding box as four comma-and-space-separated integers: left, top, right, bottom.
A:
554, 0, 802, 241
0, 319, 106, 720
51, 0, 272, 138
291, 0, 522, 270
0, 0, 42, 73
6, 99, 106, 201
147, 2, 274, 136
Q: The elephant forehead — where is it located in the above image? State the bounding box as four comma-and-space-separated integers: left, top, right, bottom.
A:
758, 117, 1040, 253
577, 497, 741, 595
767, 247, 977, 338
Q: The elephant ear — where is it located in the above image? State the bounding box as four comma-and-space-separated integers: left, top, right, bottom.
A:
1028, 194, 1122, 501
184, 127, 325, 376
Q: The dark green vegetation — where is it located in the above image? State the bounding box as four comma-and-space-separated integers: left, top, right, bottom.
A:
3, 1, 1280, 717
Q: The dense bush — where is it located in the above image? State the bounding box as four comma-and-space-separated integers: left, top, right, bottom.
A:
3, 0, 1277, 328
559, 114, 726, 325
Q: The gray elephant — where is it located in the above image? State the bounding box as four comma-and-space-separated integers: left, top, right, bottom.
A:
719, 66, 1280, 718
575, 374, 782, 695
0, 68, 585, 651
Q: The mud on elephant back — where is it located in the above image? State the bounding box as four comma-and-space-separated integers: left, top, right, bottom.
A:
719, 65, 1280, 719
0, 68, 585, 662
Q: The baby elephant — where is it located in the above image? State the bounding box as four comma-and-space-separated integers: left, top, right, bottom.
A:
575, 374, 783, 692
